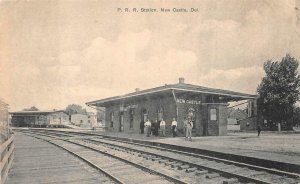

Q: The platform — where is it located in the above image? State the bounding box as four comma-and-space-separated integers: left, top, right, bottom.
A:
24, 128, 300, 167
92, 130, 300, 170
150, 132, 300, 166
11, 128, 300, 174
5, 132, 111, 184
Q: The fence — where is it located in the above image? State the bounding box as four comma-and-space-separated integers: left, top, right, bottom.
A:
0, 134, 14, 184
0, 99, 14, 184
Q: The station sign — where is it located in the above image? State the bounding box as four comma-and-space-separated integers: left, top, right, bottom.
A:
120, 104, 138, 111
176, 98, 201, 105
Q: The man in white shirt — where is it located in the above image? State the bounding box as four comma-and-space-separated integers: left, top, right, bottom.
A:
160, 118, 166, 136
171, 118, 177, 137
183, 117, 188, 138
186, 120, 193, 141
144, 119, 152, 137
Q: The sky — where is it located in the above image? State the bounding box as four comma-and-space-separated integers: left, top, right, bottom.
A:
0, 0, 300, 111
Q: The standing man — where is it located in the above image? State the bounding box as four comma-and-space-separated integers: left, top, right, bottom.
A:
183, 117, 188, 138
160, 118, 166, 137
154, 119, 159, 136
140, 120, 145, 134
144, 119, 152, 137
186, 119, 193, 141
171, 118, 178, 137
257, 125, 261, 137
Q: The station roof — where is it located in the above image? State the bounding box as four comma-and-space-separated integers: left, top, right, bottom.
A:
86, 81, 257, 107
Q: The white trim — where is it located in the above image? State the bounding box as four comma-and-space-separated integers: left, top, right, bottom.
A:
87, 88, 171, 105
86, 87, 256, 106
172, 88, 256, 99
202, 103, 229, 106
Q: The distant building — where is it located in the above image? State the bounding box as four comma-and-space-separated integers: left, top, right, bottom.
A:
70, 112, 97, 128
87, 78, 257, 136
10, 110, 69, 127
228, 106, 257, 131
71, 114, 88, 127
87, 112, 99, 128
228, 108, 248, 120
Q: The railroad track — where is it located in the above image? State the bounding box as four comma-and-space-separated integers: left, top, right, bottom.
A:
17, 129, 300, 184
20, 131, 189, 184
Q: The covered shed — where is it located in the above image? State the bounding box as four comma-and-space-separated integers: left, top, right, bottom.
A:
10, 110, 69, 127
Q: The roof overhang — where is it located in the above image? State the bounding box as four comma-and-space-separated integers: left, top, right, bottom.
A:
86, 87, 257, 107
10, 110, 67, 116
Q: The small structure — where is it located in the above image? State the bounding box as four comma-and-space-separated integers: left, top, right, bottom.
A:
10, 110, 69, 127
86, 78, 257, 136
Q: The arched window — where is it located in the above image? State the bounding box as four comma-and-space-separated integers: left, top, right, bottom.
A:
210, 109, 217, 121
188, 108, 196, 129
129, 109, 134, 128
110, 112, 114, 127
157, 107, 164, 121
141, 108, 148, 122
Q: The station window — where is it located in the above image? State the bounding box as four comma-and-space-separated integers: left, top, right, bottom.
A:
110, 112, 114, 127
141, 108, 148, 122
129, 109, 134, 128
188, 108, 196, 129
210, 109, 217, 121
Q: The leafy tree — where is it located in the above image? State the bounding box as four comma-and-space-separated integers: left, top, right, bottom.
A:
65, 104, 87, 115
292, 106, 300, 127
23, 106, 39, 111
257, 54, 300, 130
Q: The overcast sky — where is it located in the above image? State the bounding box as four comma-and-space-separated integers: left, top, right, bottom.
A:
1, 0, 300, 111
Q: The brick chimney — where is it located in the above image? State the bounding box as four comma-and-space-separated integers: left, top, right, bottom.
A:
179, 77, 185, 84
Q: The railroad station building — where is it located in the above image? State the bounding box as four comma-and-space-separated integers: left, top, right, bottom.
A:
10, 110, 69, 127
86, 78, 257, 136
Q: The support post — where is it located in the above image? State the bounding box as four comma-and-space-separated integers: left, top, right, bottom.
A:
171, 90, 178, 120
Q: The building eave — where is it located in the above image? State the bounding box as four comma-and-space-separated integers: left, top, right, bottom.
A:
86, 86, 257, 107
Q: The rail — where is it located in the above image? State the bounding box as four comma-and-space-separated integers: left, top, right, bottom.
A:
22, 130, 300, 184
0, 135, 14, 184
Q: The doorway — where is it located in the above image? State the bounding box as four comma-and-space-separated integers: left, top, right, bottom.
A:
119, 112, 124, 132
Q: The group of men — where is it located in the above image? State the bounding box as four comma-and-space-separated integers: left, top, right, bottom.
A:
142, 118, 166, 137
140, 117, 194, 141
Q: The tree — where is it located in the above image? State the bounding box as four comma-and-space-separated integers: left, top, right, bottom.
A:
65, 104, 87, 115
292, 106, 300, 127
257, 54, 300, 130
23, 106, 39, 111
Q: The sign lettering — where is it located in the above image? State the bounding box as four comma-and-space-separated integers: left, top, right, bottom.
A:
176, 98, 201, 105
